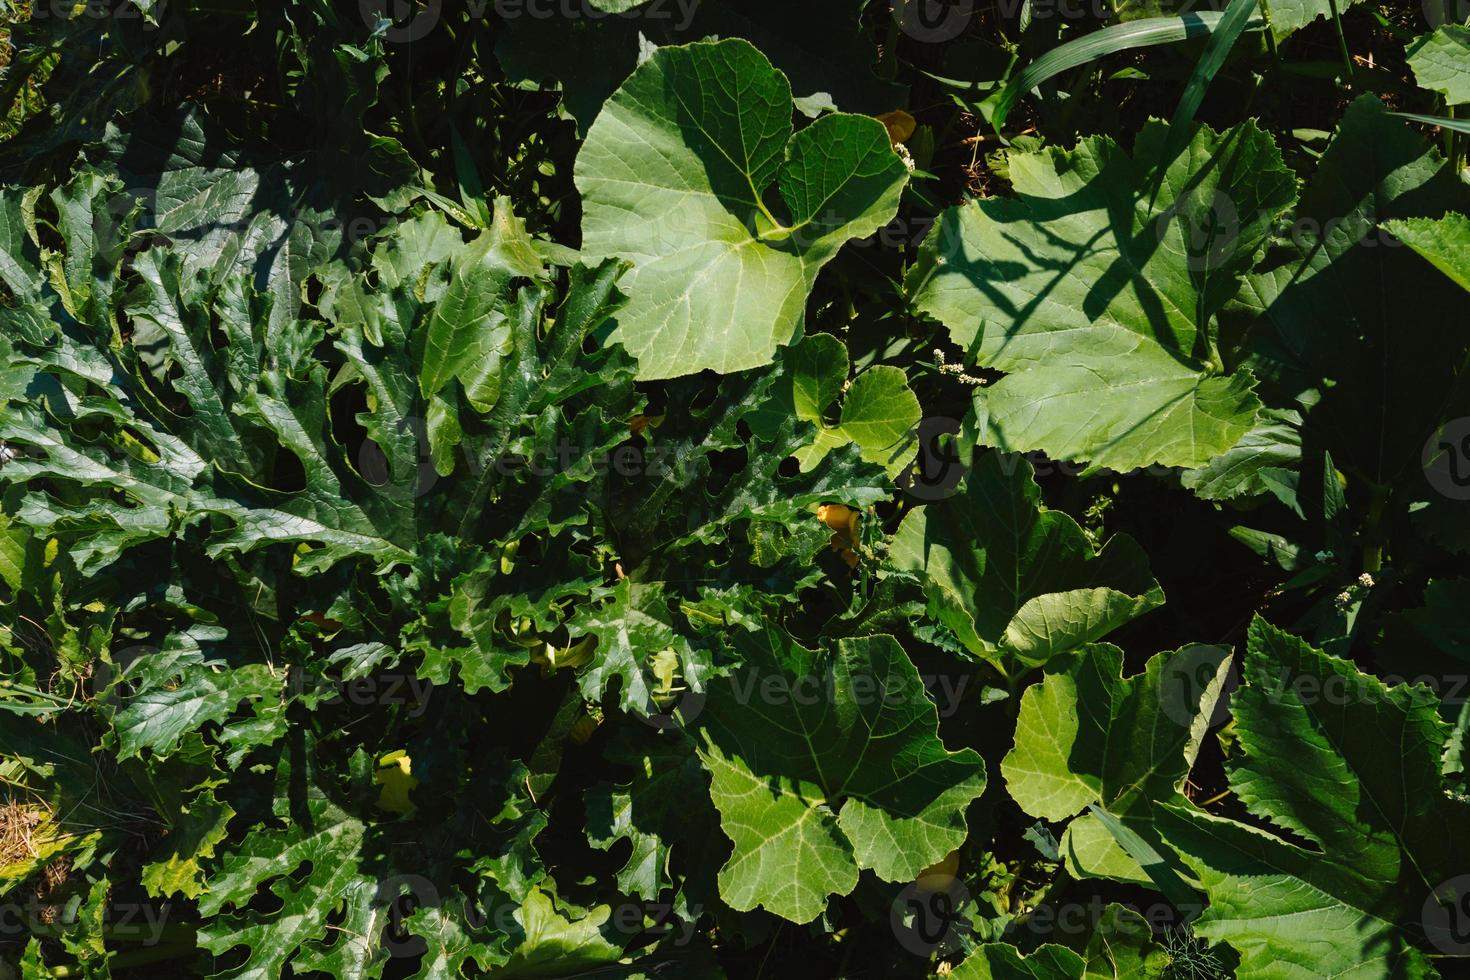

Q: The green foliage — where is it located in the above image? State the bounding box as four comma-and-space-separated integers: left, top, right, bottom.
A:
1, 1, 1467, 977
910, 118, 1294, 471
694, 631, 986, 923
888, 453, 1163, 671
576, 38, 908, 378
1157, 619, 1469, 977
1409, 25, 1470, 105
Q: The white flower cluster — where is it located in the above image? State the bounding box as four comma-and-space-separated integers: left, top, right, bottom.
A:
933, 348, 985, 386
1334, 573, 1376, 610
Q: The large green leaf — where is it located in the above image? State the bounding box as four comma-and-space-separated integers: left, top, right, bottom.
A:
576, 38, 908, 379
491, 887, 625, 978
1179, 408, 1302, 500
1156, 618, 1469, 978
570, 579, 710, 718
910, 119, 1294, 470
950, 904, 1169, 978
1408, 25, 1470, 105
887, 453, 1163, 670
1237, 97, 1470, 495
1256, 0, 1365, 41
951, 944, 1087, 979
748, 334, 922, 477
1002, 644, 1230, 886
1385, 212, 1470, 293
585, 733, 711, 901
1, 230, 419, 575
0, 182, 629, 589
417, 199, 546, 411
102, 110, 345, 349
693, 630, 986, 923
199, 795, 374, 980
113, 660, 282, 761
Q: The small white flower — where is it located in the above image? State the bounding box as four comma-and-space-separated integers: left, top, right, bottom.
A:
1357, 572, 1375, 589
895, 143, 916, 172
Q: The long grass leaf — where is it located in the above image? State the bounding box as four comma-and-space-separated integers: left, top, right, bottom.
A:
1088, 804, 1204, 916
449, 123, 493, 229
1393, 111, 1470, 135
1152, 0, 1260, 202
993, 11, 1268, 134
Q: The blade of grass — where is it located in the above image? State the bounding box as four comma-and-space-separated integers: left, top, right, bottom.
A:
1367, 8, 1418, 43
1168, 0, 1260, 136
449, 123, 492, 229
1151, 0, 1260, 204
1393, 110, 1470, 136
412, 185, 480, 228
991, 11, 1268, 136
916, 64, 1014, 96
1088, 804, 1204, 917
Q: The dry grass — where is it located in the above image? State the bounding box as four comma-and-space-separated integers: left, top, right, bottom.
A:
0, 796, 45, 867
0, 2, 30, 69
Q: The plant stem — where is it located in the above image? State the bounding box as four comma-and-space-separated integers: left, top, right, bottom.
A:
1258, 0, 1279, 62
1363, 485, 1388, 574
1325, 0, 1355, 88
1451, 104, 1463, 175
878, 9, 901, 81
834, 927, 858, 977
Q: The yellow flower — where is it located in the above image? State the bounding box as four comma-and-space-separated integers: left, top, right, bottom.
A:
374, 750, 418, 816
